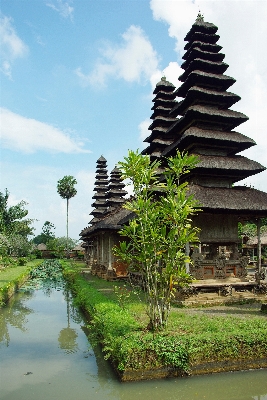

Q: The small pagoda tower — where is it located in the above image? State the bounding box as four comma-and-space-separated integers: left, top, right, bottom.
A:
89, 156, 109, 224
106, 166, 127, 213
142, 77, 177, 161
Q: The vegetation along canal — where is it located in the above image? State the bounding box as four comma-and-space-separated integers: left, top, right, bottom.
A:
0, 261, 267, 400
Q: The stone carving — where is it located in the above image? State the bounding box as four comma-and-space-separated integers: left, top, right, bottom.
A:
214, 253, 226, 279
255, 270, 266, 282
254, 283, 267, 295
190, 251, 204, 280
220, 285, 232, 296
179, 286, 198, 298
236, 256, 249, 278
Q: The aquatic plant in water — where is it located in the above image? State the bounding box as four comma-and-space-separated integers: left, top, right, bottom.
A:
19, 259, 64, 293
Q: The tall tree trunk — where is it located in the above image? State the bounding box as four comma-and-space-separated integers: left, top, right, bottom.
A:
66, 198, 69, 257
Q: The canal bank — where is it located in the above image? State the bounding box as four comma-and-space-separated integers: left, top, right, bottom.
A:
61, 261, 267, 382
0, 259, 44, 306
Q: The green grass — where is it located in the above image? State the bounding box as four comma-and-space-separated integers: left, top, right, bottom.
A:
61, 261, 267, 378
0, 259, 44, 305
0, 260, 42, 288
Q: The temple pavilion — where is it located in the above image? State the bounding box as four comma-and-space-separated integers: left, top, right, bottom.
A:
80, 15, 267, 289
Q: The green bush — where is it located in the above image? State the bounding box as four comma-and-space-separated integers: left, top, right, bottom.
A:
18, 257, 27, 266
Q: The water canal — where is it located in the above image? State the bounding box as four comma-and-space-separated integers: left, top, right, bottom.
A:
0, 278, 267, 400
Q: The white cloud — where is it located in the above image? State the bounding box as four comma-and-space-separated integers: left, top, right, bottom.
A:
150, 61, 183, 89
150, 0, 197, 53
0, 108, 91, 154
0, 14, 28, 79
138, 118, 151, 143
76, 25, 160, 87
46, 0, 74, 20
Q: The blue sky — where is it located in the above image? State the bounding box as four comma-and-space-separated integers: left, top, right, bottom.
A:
1, 0, 267, 240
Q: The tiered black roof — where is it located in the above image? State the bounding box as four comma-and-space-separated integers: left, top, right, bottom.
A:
161, 13, 265, 189
106, 166, 127, 212
89, 156, 109, 224
142, 77, 177, 160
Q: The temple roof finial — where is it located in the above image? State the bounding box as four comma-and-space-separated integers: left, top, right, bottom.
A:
196, 10, 204, 22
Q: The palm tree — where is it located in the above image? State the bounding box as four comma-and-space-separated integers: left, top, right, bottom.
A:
57, 176, 77, 251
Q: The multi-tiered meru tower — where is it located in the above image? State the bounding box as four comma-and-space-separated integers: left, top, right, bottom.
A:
143, 14, 267, 280
89, 156, 109, 225
142, 77, 177, 161
106, 167, 128, 213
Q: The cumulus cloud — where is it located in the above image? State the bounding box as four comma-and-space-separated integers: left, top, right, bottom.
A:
76, 25, 160, 87
0, 108, 90, 154
150, 0, 197, 53
0, 14, 28, 79
138, 118, 151, 143
150, 61, 183, 89
46, 0, 74, 20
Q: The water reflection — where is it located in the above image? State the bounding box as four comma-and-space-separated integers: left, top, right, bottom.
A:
0, 292, 33, 347
58, 289, 78, 353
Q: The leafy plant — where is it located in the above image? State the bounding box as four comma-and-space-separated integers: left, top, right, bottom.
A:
114, 285, 131, 309
114, 150, 200, 330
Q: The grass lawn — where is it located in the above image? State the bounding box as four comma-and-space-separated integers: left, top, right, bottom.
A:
0, 259, 43, 288
62, 261, 267, 380
0, 259, 44, 305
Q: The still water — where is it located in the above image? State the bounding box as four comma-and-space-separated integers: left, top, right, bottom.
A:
0, 284, 267, 400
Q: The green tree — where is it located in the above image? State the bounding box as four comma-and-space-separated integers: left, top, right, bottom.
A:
238, 219, 267, 239
114, 150, 200, 331
0, 189, 34, 237
57, 176, 77, 249
46, 236, 78, 258
33, 221, 56, 245
0, 189, 35, 257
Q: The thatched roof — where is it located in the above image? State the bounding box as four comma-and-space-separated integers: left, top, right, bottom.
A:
196, 154, 264, 173
37, 243, 47, 250
188, 184, 267, 216
179, 59, 229, 82
246, 234, 267, 246
149, 115, 177, 130
175, 70, 236, 97
181, 47, 225, 67
72, 243, 84, 251
153, 77, 175, 94
80, 206, 133, 237
170, 87, 241, 116
167, 105, 248, 135
184, 18, 218, 41
162, 127, 255, 157
184, 41, 222, 55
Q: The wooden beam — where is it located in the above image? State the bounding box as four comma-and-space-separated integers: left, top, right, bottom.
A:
257, 218, 262, 275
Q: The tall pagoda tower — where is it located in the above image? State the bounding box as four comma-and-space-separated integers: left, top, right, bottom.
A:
89, 156, 109, 225
106, 166, 127, 213
162, 13, 263, 187
144, 14, 267, 280
142, 77, 177, 161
